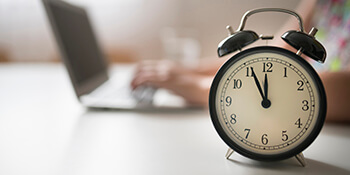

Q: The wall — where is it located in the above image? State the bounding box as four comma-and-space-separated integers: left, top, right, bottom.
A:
0, 0, 300, 62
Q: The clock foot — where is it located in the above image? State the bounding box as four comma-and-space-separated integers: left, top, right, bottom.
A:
295, 152, 307, 167
225, 148, 234, 159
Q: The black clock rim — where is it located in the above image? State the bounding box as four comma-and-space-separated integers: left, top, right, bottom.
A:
209, 46, 327, 161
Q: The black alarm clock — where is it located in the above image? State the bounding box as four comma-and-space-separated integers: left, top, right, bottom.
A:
209, 8, 327, 167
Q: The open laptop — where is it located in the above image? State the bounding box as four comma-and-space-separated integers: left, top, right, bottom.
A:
42, 0, 186, 109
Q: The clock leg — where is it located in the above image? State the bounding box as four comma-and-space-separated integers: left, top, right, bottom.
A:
225, 148, 234, 159
295, 152, 307, 167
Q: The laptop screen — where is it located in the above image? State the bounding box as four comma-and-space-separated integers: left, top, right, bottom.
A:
45, 0, 108, 91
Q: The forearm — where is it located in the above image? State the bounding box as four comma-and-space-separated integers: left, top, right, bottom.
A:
195, 57, 227, 75
271, 0, 317, 48
320, 71, 350, 122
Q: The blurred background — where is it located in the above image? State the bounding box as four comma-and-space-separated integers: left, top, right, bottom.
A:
0, 0, 300, 63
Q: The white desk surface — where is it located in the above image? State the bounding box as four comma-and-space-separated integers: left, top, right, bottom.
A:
0, 63, 349, 175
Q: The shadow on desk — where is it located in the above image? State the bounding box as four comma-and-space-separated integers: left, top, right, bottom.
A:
227, 157, 350, 175
87, 106, 208, 116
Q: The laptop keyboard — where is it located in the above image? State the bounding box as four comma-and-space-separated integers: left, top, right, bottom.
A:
88, 81, 156, 104
131, 85, 156, 103
81, 66, 157, 107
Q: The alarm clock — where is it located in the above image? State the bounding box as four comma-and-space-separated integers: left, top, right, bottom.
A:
209, 8, 327, 167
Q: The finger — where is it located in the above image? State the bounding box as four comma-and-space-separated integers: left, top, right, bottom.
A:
131, 71, 153, 89
132, 72, 170, 90
132, 64, 159, 89
131, 71, 160, 89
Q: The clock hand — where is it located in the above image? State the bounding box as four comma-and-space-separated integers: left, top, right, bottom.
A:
262, 73, 271, 108
264, 73, 268, 100
250, 67, 265, 100
251, 68, 271, 108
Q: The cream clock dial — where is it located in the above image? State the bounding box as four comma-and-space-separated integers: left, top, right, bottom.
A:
210, 46, 326, 161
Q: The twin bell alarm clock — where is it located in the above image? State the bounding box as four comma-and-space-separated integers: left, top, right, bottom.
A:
209, 8, 327, 167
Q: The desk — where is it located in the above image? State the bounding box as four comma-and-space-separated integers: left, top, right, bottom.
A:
0, 63, 349, 175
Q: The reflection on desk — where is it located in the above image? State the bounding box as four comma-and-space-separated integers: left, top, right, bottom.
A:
0, 63, 349, 175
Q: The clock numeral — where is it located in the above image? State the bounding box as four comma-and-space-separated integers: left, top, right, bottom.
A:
295, 118, 303, 128
244, 128, 250, 139
246, 67, 253, 77
233, 79, 242, 89
261, 134, 268, 145
283, 67, 287, 77
282, 130, 288, 141
225, 96, 232, 106
263, 62, 273, 72
297, 80, 304, 91
302, 100, 309, 111
230, 114, 237, 124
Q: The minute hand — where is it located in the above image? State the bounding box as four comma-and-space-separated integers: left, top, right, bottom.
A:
251, 67, 265, 100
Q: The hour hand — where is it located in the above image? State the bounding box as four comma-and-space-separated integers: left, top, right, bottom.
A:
264, 73, 268, 100
262, 73, 271, 108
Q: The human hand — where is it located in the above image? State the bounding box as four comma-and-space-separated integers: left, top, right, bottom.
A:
131, 60, 212, 106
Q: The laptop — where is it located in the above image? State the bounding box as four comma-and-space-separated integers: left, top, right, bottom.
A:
42, 0, 186, 109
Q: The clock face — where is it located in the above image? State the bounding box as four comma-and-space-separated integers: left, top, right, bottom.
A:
210, 46, 326, 161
